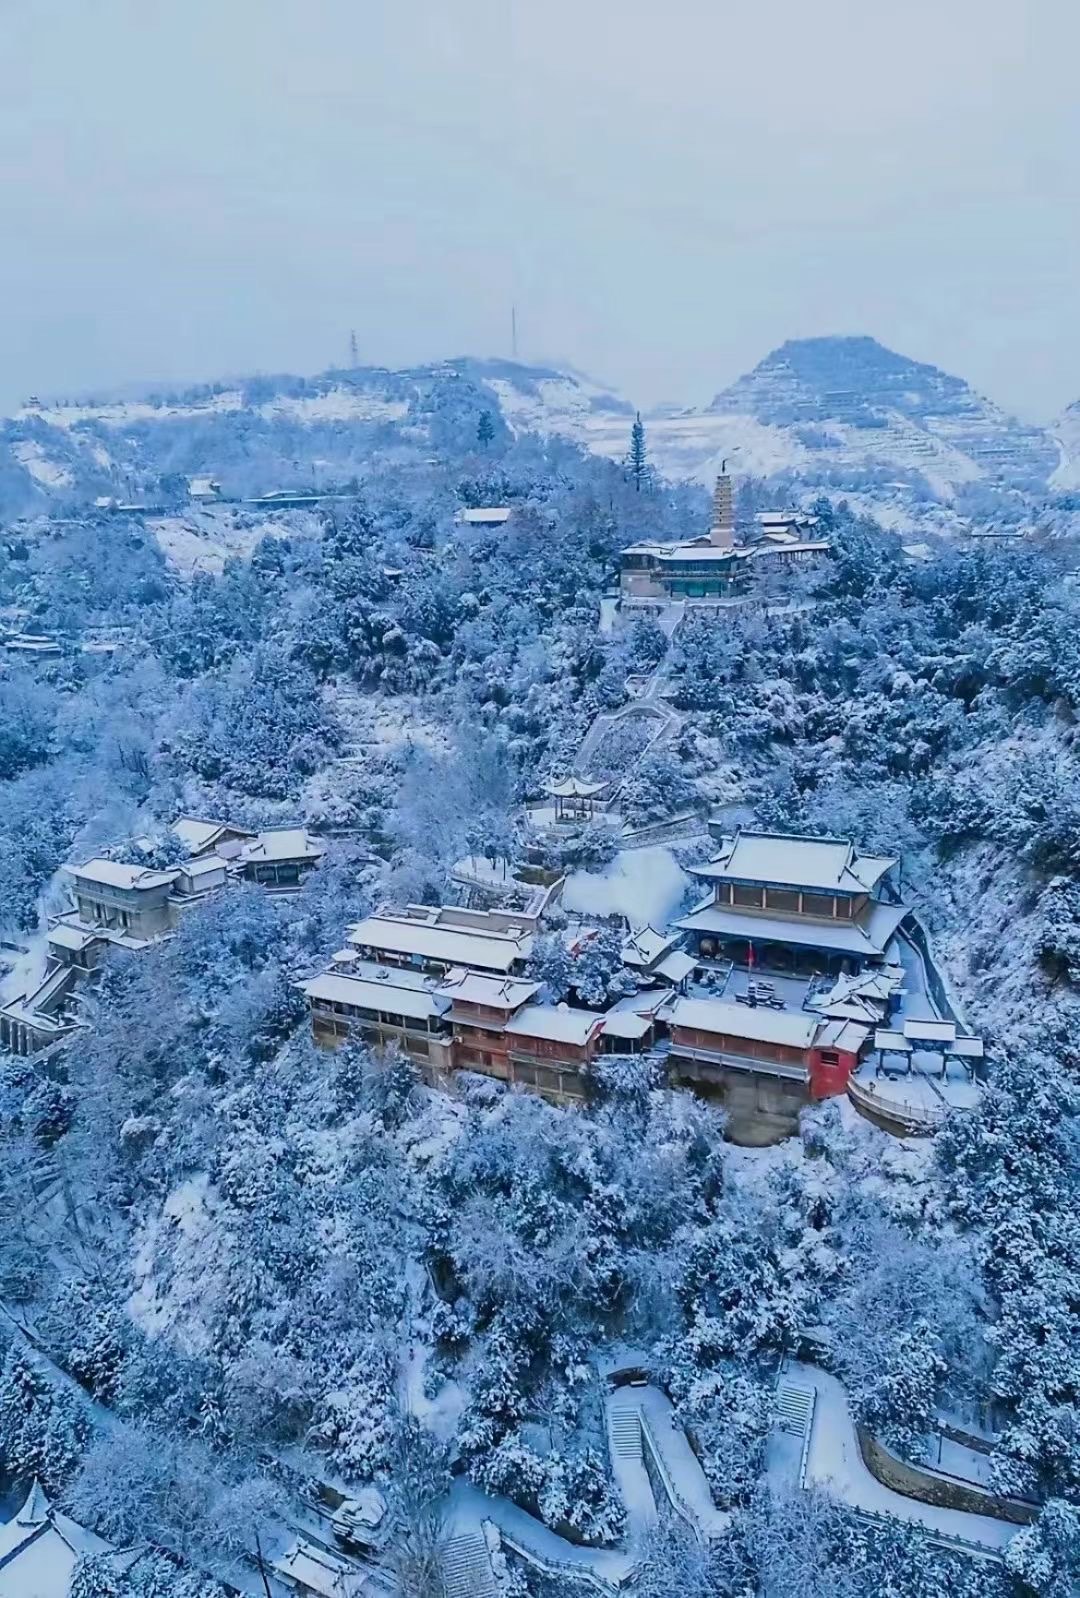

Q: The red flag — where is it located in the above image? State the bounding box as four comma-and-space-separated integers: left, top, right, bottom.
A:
747, 940, 754, 971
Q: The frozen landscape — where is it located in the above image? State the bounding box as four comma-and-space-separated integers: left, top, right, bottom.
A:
3, 2, 1080, 1594
0, 343, 1076, 1598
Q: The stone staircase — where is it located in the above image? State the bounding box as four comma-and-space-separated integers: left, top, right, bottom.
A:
775, 1380, 815, 1436
608, 1404, 643, 1459
442, 1530, 497, 1598
775, 1379, 817, 1489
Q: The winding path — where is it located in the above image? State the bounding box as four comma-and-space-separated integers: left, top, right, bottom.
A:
785, 1361, 1017, 1556
445, 1382, 729, 1593
442, 1364, 1017, 1594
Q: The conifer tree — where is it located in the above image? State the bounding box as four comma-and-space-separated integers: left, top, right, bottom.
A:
477, 410, 496, 448
628, 411, 648, 491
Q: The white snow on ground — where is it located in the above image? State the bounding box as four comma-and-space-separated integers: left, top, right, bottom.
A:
484, 374, 627, 442
18, 391, 246, 428
606, 1390, 658, 1532
788, 1361, 1017, 1552
401, 1341, 468, 1444
630, 411, 812, 485
12, 440, 74, 488
148, 510, 301, 575
447, 1380, 728, 1584
481, 371, 991, 495
128, 1174, 224, 1352
1049, 402, 1080, 490
635, 1385, 730, 1537
259, 390, 408, 424
930, 1435, 997, 1491
0, 935, 47, 1006
449, 1479, 634, 1585
562, 846, 691, 928
328, 683, 452, 759
16, 384, 406, 435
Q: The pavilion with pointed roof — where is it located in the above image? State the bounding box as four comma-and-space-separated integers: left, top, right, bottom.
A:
543, 776, 607, 822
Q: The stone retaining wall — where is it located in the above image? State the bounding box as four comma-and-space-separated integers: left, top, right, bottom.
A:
856, 1426, 1036, 1526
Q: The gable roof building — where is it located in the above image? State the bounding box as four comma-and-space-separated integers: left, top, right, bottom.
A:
0, 1481, 112, 1598
347, 907, 534, 976
677, 829, 908, 974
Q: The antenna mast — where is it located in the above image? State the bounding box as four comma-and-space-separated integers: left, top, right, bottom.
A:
348, 329, 359, 367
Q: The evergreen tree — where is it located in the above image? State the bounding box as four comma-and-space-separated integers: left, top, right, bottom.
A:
627, 411, 648, 492
476, 410, 496, 448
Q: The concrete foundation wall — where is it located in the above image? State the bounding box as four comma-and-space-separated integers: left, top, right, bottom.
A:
670, 1057, 808, 1144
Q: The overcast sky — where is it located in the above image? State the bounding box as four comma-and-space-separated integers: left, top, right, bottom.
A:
3, 0, 1078, 417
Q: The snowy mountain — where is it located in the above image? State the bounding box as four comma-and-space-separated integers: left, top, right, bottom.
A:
0, 338, 1060, 521
1050, 398, 1080, 491
464, 339, 1059, 502
0, 358, 635, 521
638, 337, 1059, 498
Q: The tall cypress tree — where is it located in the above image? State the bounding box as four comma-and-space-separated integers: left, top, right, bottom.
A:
628, 412, 648, 492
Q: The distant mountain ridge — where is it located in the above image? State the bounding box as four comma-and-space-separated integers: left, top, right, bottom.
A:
472, 336, 1063, 500
700, 336, 1058, 493
0, 337, 1070, 520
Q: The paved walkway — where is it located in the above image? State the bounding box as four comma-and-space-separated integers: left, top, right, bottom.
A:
786, 1361, 1016, 1554
447, 1381, 731, 1592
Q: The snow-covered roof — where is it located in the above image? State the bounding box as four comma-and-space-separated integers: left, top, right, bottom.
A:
874, 1028, 913, 1053
545, 776, 606, 798
623, 538, 742, 564
668, 997, 820, 1050
748, 539, 831, 559
0, 1481, 50, 1559
46, 922, 99, 952
621, 924, 676, 968
807, 968, 900, 1021
505, 1003, 603, 1047
873, 1022, 983, 1059
654, 950, 697, 985
347, 914, 533, 973
755, 510, 817, 527
677, 898, 908, 958
65, 858, 178, 892
903, 1018, 956, 1044
177, 854, 228, 881
187, 476, 221, 497
334, 1487, 387, 1530
273, 1539, 368, 1598
242, 827, 325, 864
435, 969, 539, 1009
0, 1482, 110, 1598
814, 1019, 871, 1055
600, 994, 663, 1040
691, 830, 898, 894
172, 815, 253, 854
456, 506, 513, 524
303, 970, 450, 1023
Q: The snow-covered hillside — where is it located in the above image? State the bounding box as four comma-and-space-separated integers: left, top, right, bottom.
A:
647, 337, 1058, 497
0, 338, 1060, 521
1050, 398, 1080, 491
459, 339, 1060, 502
